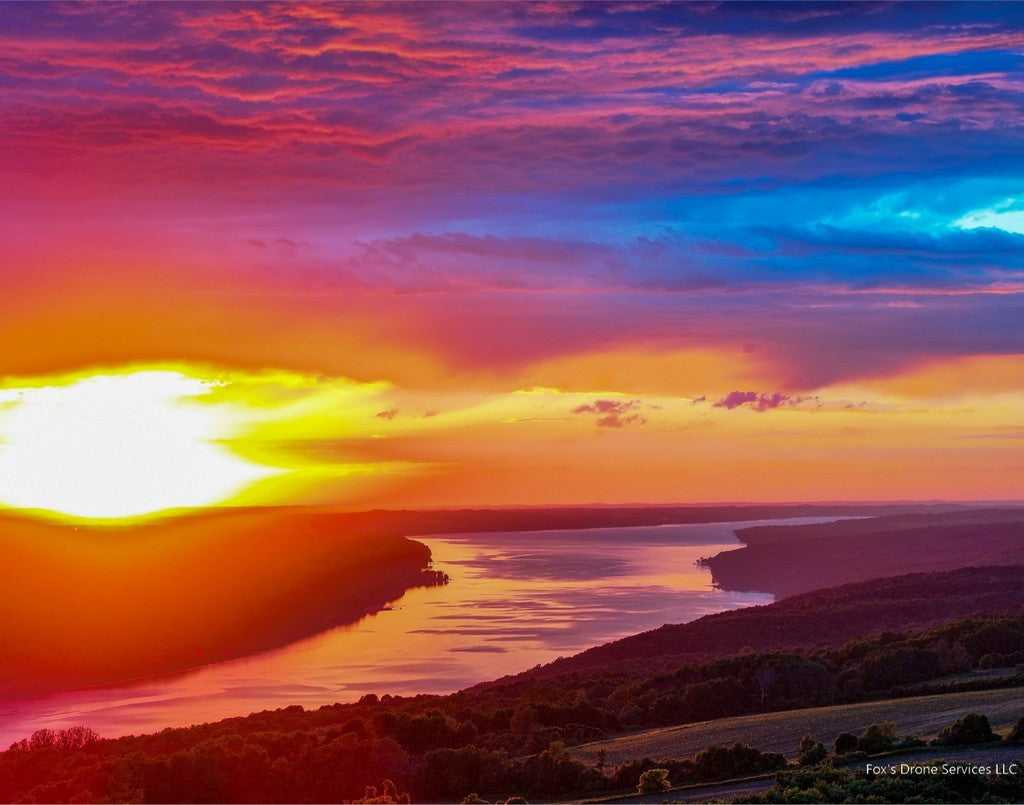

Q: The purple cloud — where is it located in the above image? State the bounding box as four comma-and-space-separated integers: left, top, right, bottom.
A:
572, 399, 647, 428
713, 391, 816, 412
596, 413, 646, 429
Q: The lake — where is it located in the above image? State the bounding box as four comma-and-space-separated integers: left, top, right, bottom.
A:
0, 517, 839, 747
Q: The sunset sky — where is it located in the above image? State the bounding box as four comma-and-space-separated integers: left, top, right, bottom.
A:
2, 2, 1023, 515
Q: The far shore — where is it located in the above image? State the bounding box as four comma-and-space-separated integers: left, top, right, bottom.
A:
702, 507, 1024, 597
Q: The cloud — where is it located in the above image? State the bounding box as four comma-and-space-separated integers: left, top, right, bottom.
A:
714, 391, 758, 410
3, 2, 1024, 396
375, 408, 398, 420
954, 198, 1024, 236
571, 399, 637, 415
5, 2, 1024, 204
596, 413, 644, 428
571, 399, 647, 428
713, 390, 815, 412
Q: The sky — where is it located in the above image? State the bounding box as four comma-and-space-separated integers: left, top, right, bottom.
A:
1, 1, 1023, 513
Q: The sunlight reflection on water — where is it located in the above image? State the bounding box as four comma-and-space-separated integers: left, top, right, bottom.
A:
0, 517, 840, 745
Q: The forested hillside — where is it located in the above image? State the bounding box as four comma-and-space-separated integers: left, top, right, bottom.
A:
512, 566, 1024, 680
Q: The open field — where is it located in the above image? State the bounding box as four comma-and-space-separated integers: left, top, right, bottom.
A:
570, 687, 1024, 766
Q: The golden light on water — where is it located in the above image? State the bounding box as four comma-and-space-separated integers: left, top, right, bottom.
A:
0, 370, 281, 520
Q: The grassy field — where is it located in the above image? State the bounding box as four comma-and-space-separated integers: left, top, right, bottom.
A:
569, 687, 1024, 765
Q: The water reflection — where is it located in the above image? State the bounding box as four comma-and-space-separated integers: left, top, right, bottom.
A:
0, 518, 839, 746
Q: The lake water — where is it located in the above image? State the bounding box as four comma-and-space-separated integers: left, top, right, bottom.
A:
0, 517, 837, 746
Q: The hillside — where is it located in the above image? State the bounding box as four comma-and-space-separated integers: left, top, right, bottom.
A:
703, 508, 1024, 597
0, 509, 445, 697
505, 565, 1024, 681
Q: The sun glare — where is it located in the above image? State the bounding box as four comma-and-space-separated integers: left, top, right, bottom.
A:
0, 370, 281, 520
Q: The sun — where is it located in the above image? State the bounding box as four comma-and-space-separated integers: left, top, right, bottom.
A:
0, 369, 281, 520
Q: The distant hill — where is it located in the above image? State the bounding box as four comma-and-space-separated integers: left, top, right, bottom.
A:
294, 502, 965, 536
502, 565, 1024, 681
733, 507, 1024, 546
704, 508, 1024, 596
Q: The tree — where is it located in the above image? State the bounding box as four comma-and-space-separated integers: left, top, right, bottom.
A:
57, 725, 100, 750
694, 743, 787, 781
27, 729, 58, 750
1006, 716, 1024, 745
833, 732, 858, 755
935, 713, 994, 746
857, 722, 896, 755
510, 705, 536, 737
637, 768, 671, 794
753, 666, 775, 706
353, 780, 411, 804
796, 734, 827, 766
